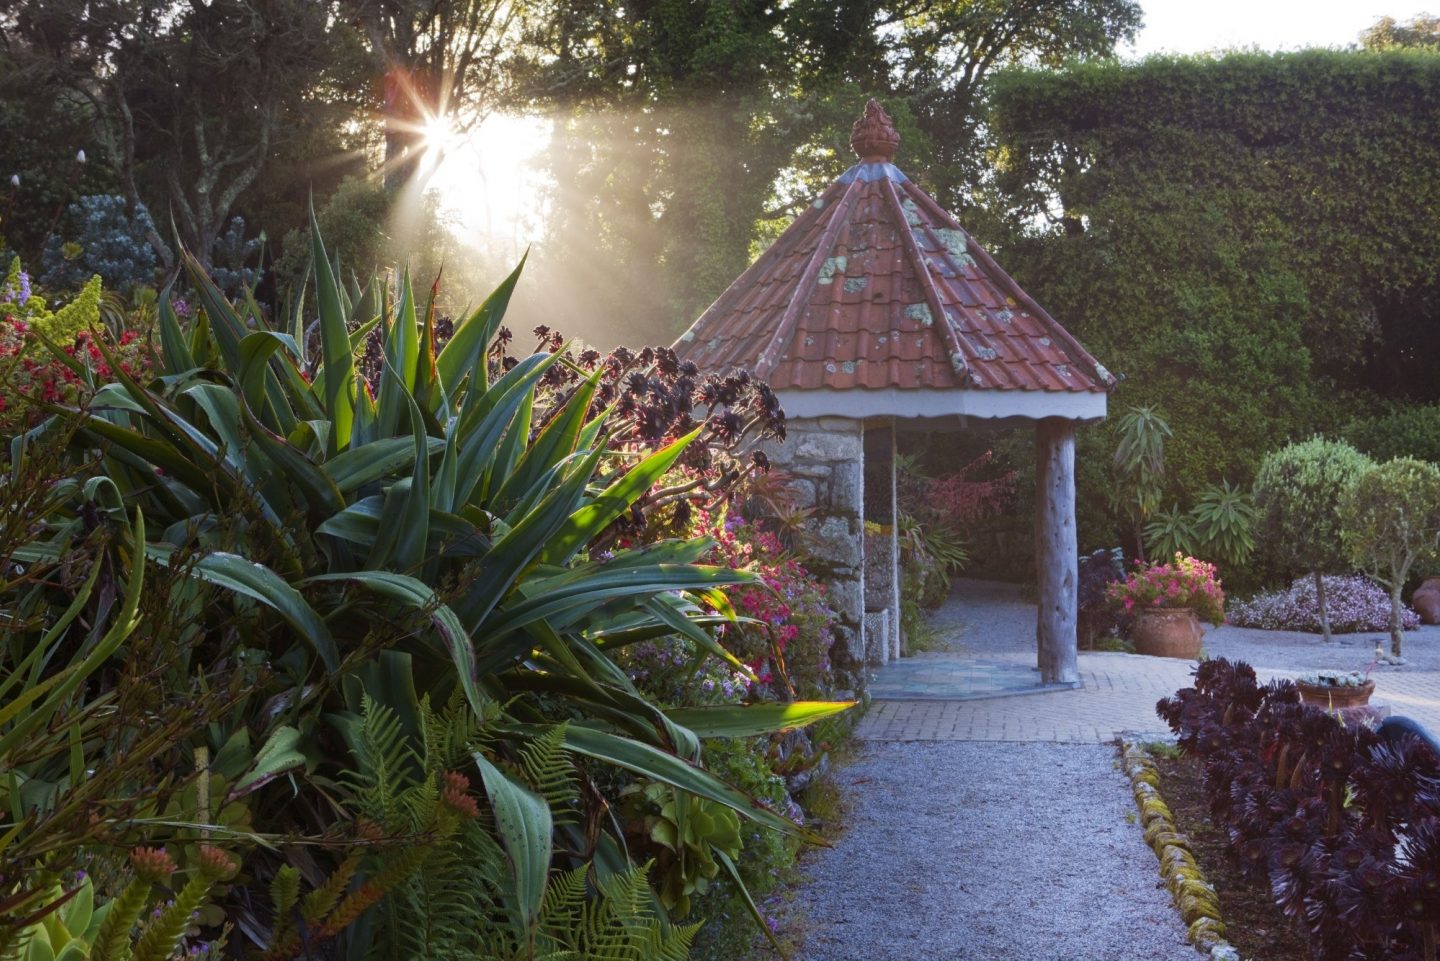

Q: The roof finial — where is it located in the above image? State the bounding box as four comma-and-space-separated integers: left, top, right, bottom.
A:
851, 99, 900, 163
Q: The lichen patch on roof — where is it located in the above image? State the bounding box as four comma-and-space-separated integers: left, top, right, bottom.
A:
672, 99, 1117, 395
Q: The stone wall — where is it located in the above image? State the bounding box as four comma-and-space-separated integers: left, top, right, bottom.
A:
761, 416, 867, 682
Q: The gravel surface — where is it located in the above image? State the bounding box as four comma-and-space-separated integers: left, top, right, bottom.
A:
927, 579, 1038, 655
1205, 622, 1440, 674
940, 576, 1440, 678
788, 741, 1194, 961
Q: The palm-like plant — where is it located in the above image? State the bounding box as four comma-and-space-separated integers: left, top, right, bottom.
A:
12, 216, 850, 954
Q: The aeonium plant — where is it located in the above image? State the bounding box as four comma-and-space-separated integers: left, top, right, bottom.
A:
1106, 553, 1225, 625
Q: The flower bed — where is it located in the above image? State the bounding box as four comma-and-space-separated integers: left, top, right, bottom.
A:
1228, 574, 1420, 633
1158, 659, 1440, 961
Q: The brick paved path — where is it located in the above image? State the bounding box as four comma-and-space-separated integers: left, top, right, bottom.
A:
859, 651, 1193, 741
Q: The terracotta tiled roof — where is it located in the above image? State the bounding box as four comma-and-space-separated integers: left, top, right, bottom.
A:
673, 100, 1117, 394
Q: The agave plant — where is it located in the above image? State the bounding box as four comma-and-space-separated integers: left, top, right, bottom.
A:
10, 214, 851, 955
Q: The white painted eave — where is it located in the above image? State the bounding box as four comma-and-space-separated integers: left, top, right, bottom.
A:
775, 388, 1108, 423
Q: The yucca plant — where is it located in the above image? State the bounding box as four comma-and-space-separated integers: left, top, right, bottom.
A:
12, 214, 850, 955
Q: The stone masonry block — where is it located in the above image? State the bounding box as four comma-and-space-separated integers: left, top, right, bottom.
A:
864, 609, 890, 666
832, 624, 864, 666
825, 574, 864, 624
813, 516, 863, 568
795, 431, 863, 463
782, 477, 817, 504
830, 460, 863, 513
789, 460, 838, 480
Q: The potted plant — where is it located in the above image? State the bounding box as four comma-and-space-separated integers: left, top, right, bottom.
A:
1107, 554, 1225, 658
1296, 666, 1376, 710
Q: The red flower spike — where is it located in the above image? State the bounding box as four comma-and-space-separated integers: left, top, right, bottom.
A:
130, 846, 178, 884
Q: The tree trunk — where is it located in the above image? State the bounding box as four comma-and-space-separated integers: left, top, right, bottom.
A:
1314, 571, 1333, 644
1035, 419, 1079, 685
1390, 582, 1406, 659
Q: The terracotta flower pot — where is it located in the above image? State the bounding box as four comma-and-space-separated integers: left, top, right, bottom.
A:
1298, 679, 1375, 710
1131, 606, 1204, 659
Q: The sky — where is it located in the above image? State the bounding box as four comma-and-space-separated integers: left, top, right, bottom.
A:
1125, 0, 1406, 56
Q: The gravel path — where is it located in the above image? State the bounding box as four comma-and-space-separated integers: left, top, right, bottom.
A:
789, 741, 1194, 961
1205, 622, 1440, 674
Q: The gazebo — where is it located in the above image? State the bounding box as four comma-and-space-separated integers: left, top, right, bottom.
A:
672, 100, 1116, 688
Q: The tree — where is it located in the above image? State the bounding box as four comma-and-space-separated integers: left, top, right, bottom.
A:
1254, 438, 1373, 643
338, 0, 521, 190
1361, 13, 1440, 50
1340, 457, 1440, 659
1110, 405, 1171, 563
2, 0, 353, 269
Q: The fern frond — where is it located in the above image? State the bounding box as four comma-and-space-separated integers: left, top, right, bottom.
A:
518, 722, 579, 824
344, 694, 419, 825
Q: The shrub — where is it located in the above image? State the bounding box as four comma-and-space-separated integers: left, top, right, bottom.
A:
208, 216, 262, 297
1253, 437, 1374, 642
1228, 574, 1421, 633
0, 318, 151, 436
1347, 402, 1440, 464
1107, 553, 1225, 625
1078, 547, 1128, 643
622, 636, 753, 707
39, 194, 157, 294
1188, 480, 1259, 568
709, 514, 837, 698
1340, 457, 1440, 657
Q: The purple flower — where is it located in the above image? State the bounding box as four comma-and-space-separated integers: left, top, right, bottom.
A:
1230, 574, 1420, 633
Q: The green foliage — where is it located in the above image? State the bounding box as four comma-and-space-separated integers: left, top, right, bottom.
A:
1111, 406, 1172, 559
4, 218, 853, 958
17, 847, 236, 961
1361, 13, 1440, 50
1346, 404, 1440, 464
1339, 457, 1440, 656
621, 782, 745, 919
274, 177, 389, 301
533, 862, 700, 961
39, 195, 158, 294
518, 0, 1141, 343
1254, 438, 1374, 576
1188, 481, 1259, 569
1142, 504, 1196, 562
990, 50, 1440, 570
39, 275, 102, 346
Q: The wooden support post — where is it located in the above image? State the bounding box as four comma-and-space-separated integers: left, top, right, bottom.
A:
889, 421, 902, 659
1035, 418, 1079, 685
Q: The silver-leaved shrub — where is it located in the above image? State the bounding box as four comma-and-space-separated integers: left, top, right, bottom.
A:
1228, 574, 1420, 633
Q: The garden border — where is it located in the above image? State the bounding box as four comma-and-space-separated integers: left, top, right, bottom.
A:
1117, 737, 1240, 961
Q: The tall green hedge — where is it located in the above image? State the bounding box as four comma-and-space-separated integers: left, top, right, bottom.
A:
987, 50, 1440, 514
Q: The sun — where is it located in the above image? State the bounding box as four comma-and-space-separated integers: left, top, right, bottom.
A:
422, 112, 552, 249
420, 113, 463, 160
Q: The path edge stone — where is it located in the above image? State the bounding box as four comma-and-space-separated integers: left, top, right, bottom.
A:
1117, 737, 1241, 961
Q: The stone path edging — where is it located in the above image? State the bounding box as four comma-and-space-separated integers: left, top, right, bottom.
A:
1118, 737, 1240, 961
